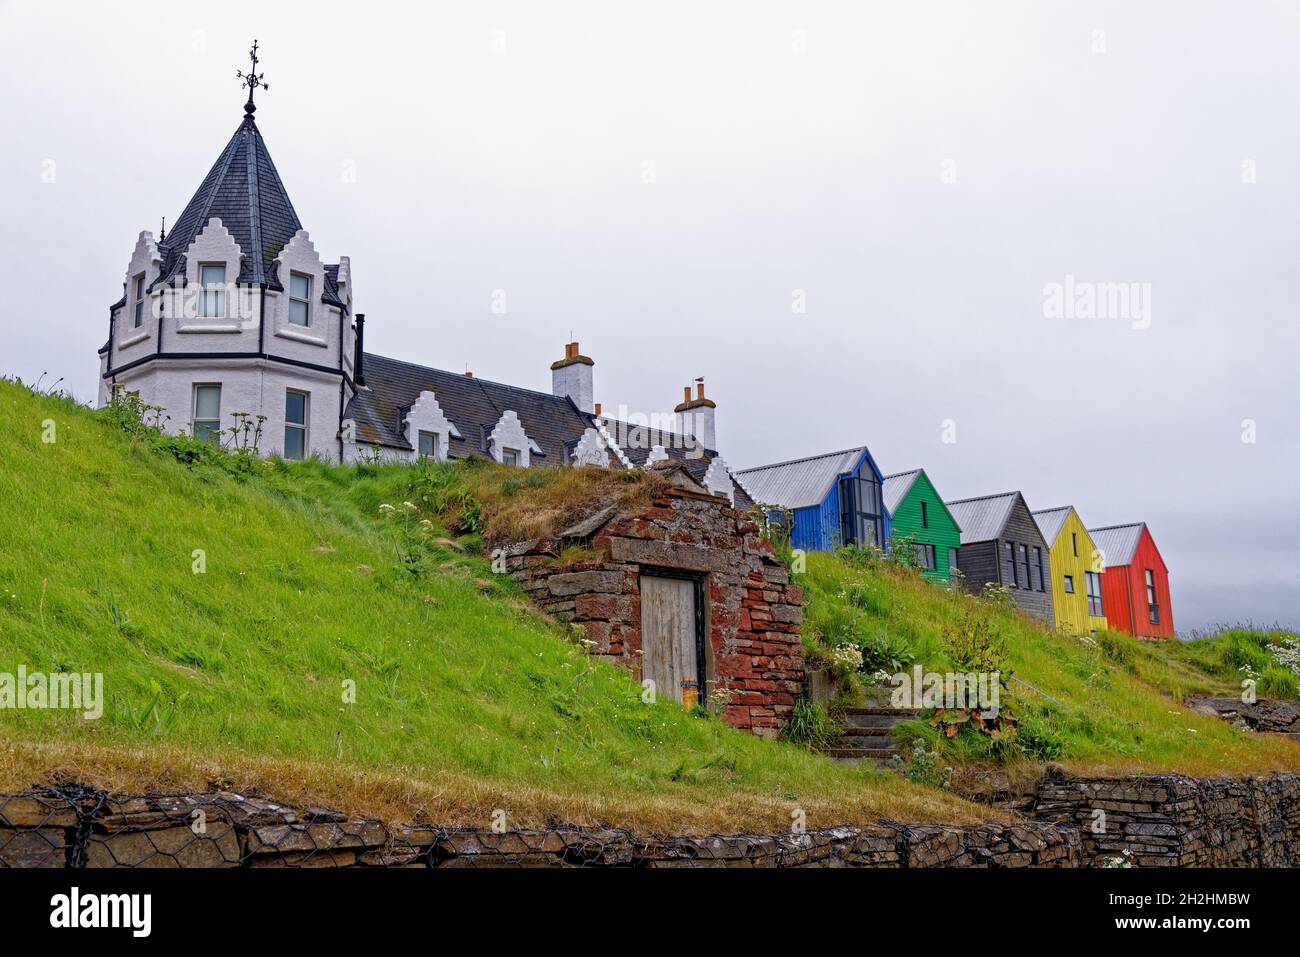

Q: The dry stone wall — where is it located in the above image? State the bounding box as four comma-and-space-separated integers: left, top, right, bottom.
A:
3, 772, 1297, 868
0, 788, 1077, 868
1029, 770, 1300, 867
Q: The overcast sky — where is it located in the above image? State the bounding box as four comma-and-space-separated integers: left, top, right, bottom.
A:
2, 1, 1297, 632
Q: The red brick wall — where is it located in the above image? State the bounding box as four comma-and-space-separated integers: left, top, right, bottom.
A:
505, 487, 804, 736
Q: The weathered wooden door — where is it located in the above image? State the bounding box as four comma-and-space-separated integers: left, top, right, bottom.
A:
639, 575, 700, 707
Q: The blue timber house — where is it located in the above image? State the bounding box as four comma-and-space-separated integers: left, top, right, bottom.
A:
736, 446, 890, 552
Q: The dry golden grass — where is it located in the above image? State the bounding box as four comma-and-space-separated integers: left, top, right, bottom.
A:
466, 463, 667, 546
0, 736, 1006, 832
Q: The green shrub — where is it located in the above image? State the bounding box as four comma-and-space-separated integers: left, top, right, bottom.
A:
1016, 711, 1066, 761
1096, 629, 1136, 669
779, 697, 840, 750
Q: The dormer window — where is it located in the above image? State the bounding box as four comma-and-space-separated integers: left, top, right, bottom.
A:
199, 263, 226, 317
501, 447, 520, 466
132, 274, 146, 328
289, 272, 311, 326
418, 431, 439, 460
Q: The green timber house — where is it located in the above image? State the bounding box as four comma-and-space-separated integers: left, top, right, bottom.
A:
882, 469, 962, 582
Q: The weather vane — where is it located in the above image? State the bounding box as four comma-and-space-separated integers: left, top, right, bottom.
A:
236, 39, 269, 115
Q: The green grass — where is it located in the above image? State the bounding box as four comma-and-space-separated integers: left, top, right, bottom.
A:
0, 379, 990, 831
2, 378, 1293, 832
799, 551, 1300, 777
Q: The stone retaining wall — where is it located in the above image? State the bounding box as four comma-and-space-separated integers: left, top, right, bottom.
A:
4, 772, 1297, 867
1029, 770, 1300, 867
0, 789, 1078, 868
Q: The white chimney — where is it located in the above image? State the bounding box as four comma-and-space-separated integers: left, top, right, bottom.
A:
551, 341, 595, 413
674, 380, 717, 452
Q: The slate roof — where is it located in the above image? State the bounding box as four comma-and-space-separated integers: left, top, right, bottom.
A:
345, 356, 747, 505
1088, 523, 1145, 568
1031, 506, 1073, 546
736, 447, 868, 510
592, 415, 754, 507
596, 417, 708, 468
882, 469, 922, 516
150, 114, 340, 305
944, 491, 1025, 544
346, 353, 599, 463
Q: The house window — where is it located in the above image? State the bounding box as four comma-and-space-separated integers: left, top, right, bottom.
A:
284, 390, 308, 460
948, 547, 959, 573
839, 473, 884, 549
289, 272, 311, 327
1146, 569, 1160, 625
1063, 574, 1075, 594
1071, 532, 1078, 557
501, 447, 520, 466
1003, 542, 1016, 587
193, 384, 222, 443
913, 543, 936, 570
1086, 571, 1104, 616
1017, 544, 1030, 589
920, 501, 929, 528
133, 274, 145, 328
418, 430, 439, 460
1032, 546, 1045, 591
199, 263, 226, 317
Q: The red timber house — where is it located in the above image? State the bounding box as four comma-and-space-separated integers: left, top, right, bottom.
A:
1088, 523, 1174, 638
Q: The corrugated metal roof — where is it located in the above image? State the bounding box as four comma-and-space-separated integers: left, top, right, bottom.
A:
882, 469, 921, 515
1088, 523, 1145, 568
1031, 506, 1073, 546
736, 447, 867, 510
944, 491, 1020, 544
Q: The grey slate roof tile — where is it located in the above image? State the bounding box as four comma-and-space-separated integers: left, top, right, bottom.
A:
346, 353, 597, 462
152, 114, 340, 306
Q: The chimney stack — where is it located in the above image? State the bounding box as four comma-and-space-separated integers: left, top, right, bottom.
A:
551, 340, 595, 413
353, 314, 366, 387
674, 378, 717, 452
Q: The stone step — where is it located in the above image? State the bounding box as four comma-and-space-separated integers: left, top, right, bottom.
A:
840, 729, 896, 748
843, 711, 909, 729
821, 747, 899, 763
840, 706, 920, 717
1271, 732, 1300, 742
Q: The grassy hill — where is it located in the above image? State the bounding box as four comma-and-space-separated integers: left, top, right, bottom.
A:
0, 378, 984, 831
0, 377, 1293, 833
800, 551, 1300, 778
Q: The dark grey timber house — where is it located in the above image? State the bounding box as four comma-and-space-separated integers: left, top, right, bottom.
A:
944, 491, 1055, 627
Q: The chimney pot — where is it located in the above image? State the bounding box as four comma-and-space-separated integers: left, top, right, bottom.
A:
696, 381, 705, 400
683, 386, 691, 404
594, 402, 602, 416
464, 370, 473, 378
551, 341, 594, 412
